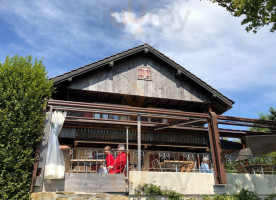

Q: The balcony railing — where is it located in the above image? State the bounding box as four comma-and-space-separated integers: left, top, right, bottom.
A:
65, 149, 213, 173
224, 154, 276, 174
65, 148, 276, 175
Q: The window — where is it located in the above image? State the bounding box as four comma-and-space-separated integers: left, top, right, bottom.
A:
138, 67, 152, 80
94, 113, 101, 119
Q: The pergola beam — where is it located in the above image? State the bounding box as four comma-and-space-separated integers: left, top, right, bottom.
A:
137, 113, 141, 171
208, 112, 227, 184
154, 119, 206, 131
48, 100, 276, 138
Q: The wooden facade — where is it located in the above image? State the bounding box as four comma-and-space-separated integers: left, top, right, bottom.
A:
53, 44, 234, 114
68, 55, 210, 103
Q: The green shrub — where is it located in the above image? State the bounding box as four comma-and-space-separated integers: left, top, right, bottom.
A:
234, 188, 260, 200
0, 55, 53, 200
135, 183, 184, 200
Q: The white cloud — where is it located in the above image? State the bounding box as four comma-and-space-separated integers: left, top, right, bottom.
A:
0, 0, 136, 77
111, 0, 276, 93
0, 0, 275, 116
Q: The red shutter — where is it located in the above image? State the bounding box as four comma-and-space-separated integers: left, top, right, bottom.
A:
144, 68, 151, 80
84, 113, 93, 118
138, 68, 145, 79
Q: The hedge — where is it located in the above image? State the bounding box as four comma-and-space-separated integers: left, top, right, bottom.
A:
0, 55, 53, 200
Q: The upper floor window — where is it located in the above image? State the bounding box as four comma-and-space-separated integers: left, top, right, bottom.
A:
138, 67, 152, 80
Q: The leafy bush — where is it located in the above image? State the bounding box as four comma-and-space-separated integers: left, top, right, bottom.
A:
0, 55, 53, 200
235, 188, 260, 200
204, 188, 272, 200
135, 183, 184, 200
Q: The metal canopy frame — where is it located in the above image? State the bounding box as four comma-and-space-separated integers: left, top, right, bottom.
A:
46, 99, 276, 185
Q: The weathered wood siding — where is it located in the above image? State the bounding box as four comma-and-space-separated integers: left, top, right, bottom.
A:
64, 173, 127, 193
69, 55, 210, 102
42, 173, 127, 193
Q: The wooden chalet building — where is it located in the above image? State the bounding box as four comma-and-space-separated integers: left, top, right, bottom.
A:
32, 44, 276, 194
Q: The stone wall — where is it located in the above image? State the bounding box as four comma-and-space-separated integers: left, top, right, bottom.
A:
31, 192, 128, 200
30, 192, 215, 200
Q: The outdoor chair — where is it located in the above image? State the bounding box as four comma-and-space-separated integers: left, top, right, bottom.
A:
261, 165, 275, 174
180, 161, 196, 172
151, 159, 163, 172
234, 163, 248, 173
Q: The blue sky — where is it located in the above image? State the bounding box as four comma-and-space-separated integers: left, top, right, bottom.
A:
0, 0, 275, 119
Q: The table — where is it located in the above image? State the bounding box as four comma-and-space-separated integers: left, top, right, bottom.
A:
160, 161, 195, 172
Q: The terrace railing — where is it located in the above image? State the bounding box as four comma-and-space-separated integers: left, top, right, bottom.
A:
66, 149, 213, 174
224, 154, 276, 174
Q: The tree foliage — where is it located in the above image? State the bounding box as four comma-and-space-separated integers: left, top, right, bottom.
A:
250, 107, 276, 132
0, 55, 53, 200
209, 0, 276, 33
250, 107, 276, 161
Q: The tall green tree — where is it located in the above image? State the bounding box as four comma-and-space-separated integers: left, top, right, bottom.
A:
0, 55, 53, 200
209, 0, 276, 33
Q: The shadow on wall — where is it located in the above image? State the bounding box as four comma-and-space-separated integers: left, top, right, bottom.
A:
225, 173, 276, 195
43, 179, 65, 192
129, 171, 276, 196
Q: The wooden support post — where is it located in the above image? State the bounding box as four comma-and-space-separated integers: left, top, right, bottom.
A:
30, 140, 41, 192
208, 104, 212, 112
126, 127, 129, 182
197, 154, 201, 170
66, 89, 70, 100
175, 70, 182, 78
208, 112, 227, 184
241, 137, 246, 149
109, 61, 114, 70
137, 113, 141, 171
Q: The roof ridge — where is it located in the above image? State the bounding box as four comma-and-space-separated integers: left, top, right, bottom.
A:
51, 43, 148, 80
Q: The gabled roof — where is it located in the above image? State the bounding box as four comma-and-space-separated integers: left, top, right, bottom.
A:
51, 43, 234, 108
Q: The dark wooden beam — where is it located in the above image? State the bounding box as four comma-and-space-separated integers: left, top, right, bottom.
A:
211, 94, 217, 99
154, 119, 205, 131
144, 97, 149, 107
208, 112, 226, 184
144, 48, 149, 54
198, 104, 206, 112
154, 119, 189, 130
30, 142, 41, 192
241, 137, 246, 149
165, 100, 172, 107
208, 104, 212, 112
74, 140, 208, 149
66, 89, 70, 100
48, 99, 276, 128
107, 93, 112, 102
108, 61, 114, 70
175, 70, 182, 78
175, 101, 184, 108
218, 121, 276, 130
186, 102, 193, 109
217, 115, 276, 126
